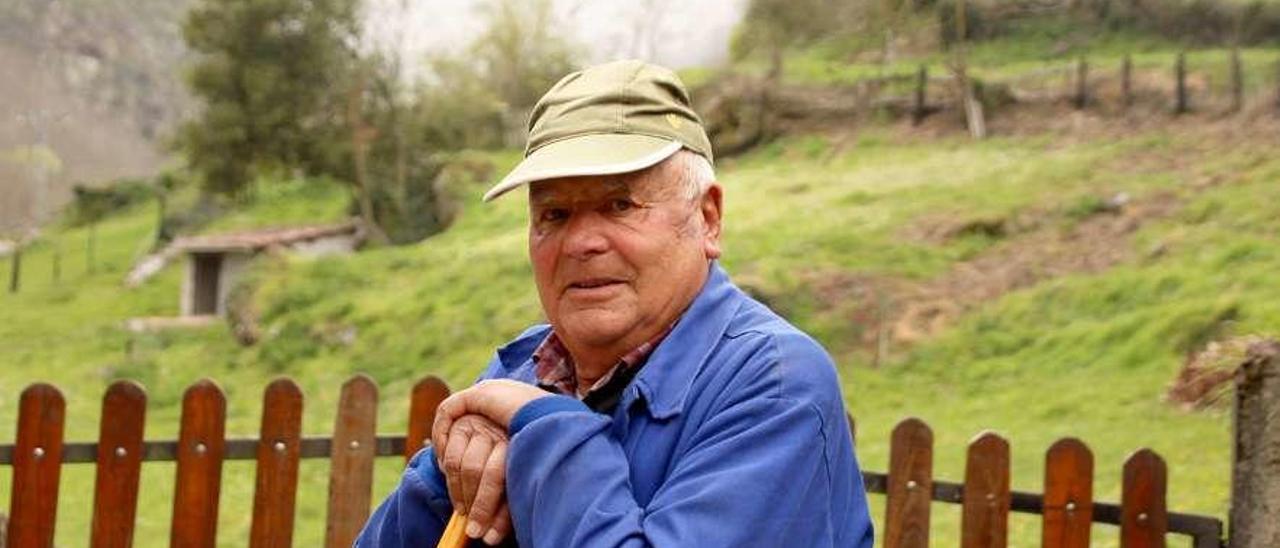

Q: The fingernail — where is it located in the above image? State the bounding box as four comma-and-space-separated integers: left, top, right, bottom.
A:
466, 520, 484, 539
484, 529, 502, 545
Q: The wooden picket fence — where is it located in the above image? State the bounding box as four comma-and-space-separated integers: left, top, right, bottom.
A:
1, 376, 1224, 548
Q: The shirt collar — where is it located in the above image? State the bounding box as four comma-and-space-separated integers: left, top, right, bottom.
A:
531, 323, 673, 399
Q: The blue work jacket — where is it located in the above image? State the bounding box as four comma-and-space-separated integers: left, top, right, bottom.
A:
357, 263, 875, 547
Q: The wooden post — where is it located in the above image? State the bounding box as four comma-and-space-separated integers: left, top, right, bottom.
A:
51, 245, 60, 284
913, 65, 928, 125
1175, 52, 1189, 115
8, 244, 19, 294
1230, 47, 1244, 113
1274, 59, 1280, 113
1074, 58, 1089, 109
1122, 55, 1134, 109
953, 0, 986, 139
1229, 340, 1280, 547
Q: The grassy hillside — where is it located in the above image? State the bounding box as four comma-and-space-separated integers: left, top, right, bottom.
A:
4, 119, 1279, 547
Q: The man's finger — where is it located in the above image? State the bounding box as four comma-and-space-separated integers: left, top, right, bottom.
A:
432, 394, 461, 458
442, 422, 472, 512
482, 502, 513, 546
467, 440, 508, 538
459, 432, 495, 516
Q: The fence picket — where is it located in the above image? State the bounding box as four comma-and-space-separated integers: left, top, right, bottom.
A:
1121, 449, 1168, 548
170, 380, 227, 548
89, 381, 147, 548
1042, 438, 1093, 548
324, 375, 379, 548
883, 418, 933, 548
405, 376, 450, 461
249, 378, 304, 548
6, 383, 66, 548
961, 431, 1010, 548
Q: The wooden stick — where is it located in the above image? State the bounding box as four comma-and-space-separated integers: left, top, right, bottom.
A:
438, 511, 470, 548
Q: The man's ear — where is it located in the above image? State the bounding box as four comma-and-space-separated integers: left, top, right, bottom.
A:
700, 183, 724, 259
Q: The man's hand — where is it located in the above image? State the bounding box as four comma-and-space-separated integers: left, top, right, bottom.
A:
433, 379, 552, 439
438, 414, 513, 545
433, 381, 549, 544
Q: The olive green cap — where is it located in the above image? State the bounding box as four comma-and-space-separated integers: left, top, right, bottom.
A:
483, 60, 714, 202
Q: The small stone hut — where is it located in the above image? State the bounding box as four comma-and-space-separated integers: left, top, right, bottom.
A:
171, 220, 364, 316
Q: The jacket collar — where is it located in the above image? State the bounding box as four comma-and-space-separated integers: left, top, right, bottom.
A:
630, 261, 741, 420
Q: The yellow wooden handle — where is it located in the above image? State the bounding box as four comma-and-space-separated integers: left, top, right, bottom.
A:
437, 511, 470, 548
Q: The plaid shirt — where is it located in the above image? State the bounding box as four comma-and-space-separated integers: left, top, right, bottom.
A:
533, 325, 673, 413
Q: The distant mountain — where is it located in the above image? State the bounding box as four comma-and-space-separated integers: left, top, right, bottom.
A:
0, 0, 192, 231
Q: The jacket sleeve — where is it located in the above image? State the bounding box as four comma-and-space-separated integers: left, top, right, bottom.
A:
354, 446, 454, 547
504, 382, 873, 547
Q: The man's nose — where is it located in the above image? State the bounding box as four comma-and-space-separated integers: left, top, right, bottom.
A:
562, 212, 610, 259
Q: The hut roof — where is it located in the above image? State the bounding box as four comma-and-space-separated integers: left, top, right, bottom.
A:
172, 219, 362, 254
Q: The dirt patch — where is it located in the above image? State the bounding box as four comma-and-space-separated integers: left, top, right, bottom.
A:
903, 190, 1177, 341
806, 189, 1182, 354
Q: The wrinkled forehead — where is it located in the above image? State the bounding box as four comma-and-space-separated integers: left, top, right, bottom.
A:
528, 162, 680, 205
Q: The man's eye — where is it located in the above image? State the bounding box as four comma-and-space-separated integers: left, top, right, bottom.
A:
540, 209, 568, 223
609, 199, 636, 213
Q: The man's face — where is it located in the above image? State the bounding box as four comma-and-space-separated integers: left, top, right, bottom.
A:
527, 155, 722, 355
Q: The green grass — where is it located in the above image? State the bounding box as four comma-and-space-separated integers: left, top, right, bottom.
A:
4, 126, 1279, 547
723, 16, 1280, 104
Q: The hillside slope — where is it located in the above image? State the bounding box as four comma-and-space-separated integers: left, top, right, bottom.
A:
3, 118, 1278, 546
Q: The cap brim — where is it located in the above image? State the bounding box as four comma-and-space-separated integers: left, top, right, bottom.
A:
483, 134, 682, 202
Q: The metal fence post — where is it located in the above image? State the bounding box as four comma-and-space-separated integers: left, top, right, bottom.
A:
1230, 339, 1280, 547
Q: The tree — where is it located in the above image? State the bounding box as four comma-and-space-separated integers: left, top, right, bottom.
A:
177, 0, 361, 196
468, 0, 579, 113
411, 0, 579, 151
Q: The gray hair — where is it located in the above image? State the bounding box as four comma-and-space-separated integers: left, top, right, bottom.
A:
671, 149, 716, 201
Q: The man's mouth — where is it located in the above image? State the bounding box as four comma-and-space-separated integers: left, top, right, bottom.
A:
568, 278, 624, 290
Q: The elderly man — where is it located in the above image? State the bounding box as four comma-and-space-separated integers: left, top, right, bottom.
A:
358, 60, 873, 547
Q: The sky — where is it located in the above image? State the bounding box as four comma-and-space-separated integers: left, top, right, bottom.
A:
363, 0, 749, 78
